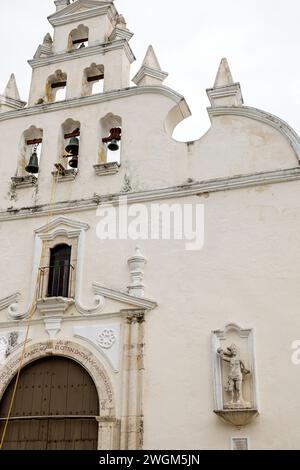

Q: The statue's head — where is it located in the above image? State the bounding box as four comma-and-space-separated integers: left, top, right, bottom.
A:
227, 344, 238, 356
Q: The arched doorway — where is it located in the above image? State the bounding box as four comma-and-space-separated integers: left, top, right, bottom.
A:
0, 356, 99, 450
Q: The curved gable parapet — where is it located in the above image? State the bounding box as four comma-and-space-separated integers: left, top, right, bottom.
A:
208, 105, 300, 164
0, 85, 191, 124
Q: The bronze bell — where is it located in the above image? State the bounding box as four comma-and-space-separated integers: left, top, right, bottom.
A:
68, 156, 78, 169
107, 139, 120, 151
65, 137, 79, 156
25, 152, 39, 174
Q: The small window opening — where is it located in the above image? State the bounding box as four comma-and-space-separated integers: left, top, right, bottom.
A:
52, 83, 66, 101
47, 244, 73, 298
89, 75, 104, 94
73, 37, 89, 49
231, 437, 249, 450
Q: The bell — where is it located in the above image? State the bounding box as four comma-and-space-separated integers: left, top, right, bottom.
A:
79, 43, 86, 49
65, 137, 79, 156
69, 156, 78, 169
25, 152, 39, 174
107, 139, 119, 152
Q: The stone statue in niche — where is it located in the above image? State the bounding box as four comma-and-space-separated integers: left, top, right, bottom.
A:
217, 344, 251, 409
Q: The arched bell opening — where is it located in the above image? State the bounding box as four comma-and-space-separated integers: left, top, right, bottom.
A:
59, 118, 81, 171
17, 126, 43, 177
68, 24, 89, 51
45, 70, 67, 103
82, 63, 104, 97
98, 113, 122, 165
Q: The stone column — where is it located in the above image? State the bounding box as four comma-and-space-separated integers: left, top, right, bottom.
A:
120, 310, 145, 450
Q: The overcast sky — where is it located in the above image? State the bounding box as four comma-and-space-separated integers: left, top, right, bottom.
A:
1, 0, 300, 141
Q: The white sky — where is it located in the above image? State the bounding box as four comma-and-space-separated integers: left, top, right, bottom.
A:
1, 0, 300, 141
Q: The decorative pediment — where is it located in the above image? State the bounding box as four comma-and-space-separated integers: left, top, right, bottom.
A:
92, 283, 157, 311
35, 216, 89, 240
48, 0, 116, 26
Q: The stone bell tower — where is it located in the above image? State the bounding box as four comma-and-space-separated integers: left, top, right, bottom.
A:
28, 0, 135, 106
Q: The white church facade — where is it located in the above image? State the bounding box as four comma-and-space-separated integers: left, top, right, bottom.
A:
0, 0, 300, 450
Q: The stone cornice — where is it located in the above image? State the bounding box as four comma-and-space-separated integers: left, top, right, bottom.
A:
208, 105, 300, 162
132, 66, 168, 86
0, 167, 299, 222
0, 85, 186, 123
28, 40, 135, 69
48, 2, 117, 27
0, 95, 26, 110
92, 283, 157, 310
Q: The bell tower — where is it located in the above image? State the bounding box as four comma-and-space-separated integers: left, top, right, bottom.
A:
27, 0, 135, 106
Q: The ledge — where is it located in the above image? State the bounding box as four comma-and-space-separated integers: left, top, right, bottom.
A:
52, 168, 77, 182
94, 162, 120, 176
214, 409, 259, 427
1, 167, 300, 222
36, 297, 74, 316
11, 175, 37, 189
0, 86, 188, 122
28, 40, 135, 68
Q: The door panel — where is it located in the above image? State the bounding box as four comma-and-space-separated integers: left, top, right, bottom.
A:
0, 357, 99, 450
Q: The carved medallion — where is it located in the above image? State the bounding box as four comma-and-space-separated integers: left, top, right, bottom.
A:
97, 329, 116, 349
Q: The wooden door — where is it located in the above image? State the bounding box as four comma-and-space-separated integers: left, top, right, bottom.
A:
0, 356, 99, 450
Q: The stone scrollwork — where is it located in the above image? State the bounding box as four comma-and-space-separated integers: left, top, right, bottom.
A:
75, 294, 106, 315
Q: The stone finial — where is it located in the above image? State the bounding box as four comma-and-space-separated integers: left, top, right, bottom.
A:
206, 57, 243, 107
127, 247, 147, 298
214, 57, 234, 88
34, 34, 53, 59
116, 14, 128, 30
43, 33, 53, 45
0, 74, 26, 113
54, 0, 70, 11
4, 74, 21, 101
132, 45, 168, 87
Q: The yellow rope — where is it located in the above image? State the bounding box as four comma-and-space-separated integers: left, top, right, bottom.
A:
0, 170, 60, 449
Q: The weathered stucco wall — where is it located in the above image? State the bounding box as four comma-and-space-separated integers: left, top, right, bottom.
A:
1, 0, 300, 451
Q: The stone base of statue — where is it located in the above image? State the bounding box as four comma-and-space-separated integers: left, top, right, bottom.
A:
224, 401, 252, 410
214, 408, 259, 426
